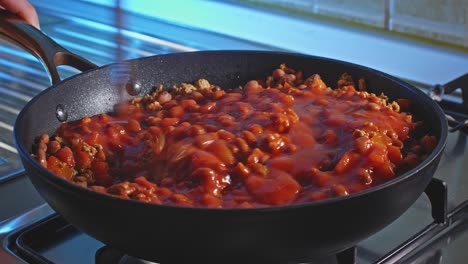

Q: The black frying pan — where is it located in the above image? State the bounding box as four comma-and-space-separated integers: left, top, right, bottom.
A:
1, 11, 447, 263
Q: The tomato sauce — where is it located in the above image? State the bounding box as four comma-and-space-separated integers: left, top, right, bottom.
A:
33, 64, 437, 208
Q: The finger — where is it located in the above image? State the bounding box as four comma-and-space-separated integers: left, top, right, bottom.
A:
0, 0, 39, 29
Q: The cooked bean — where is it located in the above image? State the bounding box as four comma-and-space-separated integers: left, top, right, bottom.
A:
205, 140, 235, 166
367, 102, 381, 111
39, 134, 49, 144
169, 105, 184, 118
244, 80, 260, 91
200, 101, 216, 113
282, 74, 296, 83
37, 149, 47, 168
233, 162, 250, 179
187, 125, 205, 136
195, 133, 219, 147
235, 137, 250, 154
48, 140, 61, 154
272, 69, 285, 79
332, 184, 349, 196
242, 130, 257, 146
247, 148, 264, 164
127, 119, 141, 132
38, 142, 47, 152
160, 117, 179, 127
217, 129, 235, 141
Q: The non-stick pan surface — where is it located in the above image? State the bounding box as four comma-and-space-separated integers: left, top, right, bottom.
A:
3, 14, 447, 264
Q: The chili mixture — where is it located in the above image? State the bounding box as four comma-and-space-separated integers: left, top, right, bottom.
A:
32, 64, 437, 208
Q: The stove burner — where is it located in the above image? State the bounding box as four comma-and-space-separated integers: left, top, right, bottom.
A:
95, 245, 355, 264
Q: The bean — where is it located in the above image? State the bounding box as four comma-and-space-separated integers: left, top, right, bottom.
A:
190, 91, 204, 102
217, 129, 235, 141
200, 193, 222, 208
249, 163, 268, 176
160, 117, 179, 127
213, 90, 226, 100
37, 149, 47, 168
80, 117, 92, 124
310, 168, 330, 187
279, 94, 294, 106
170, 194, 193, 206
367, 102, 381, 111
321, 129, 338, 145
195, 133, 219, 147
156, 187, 173, 198
90, 186, 107, 193
200, 101, 216, 113
242, 130, 257, 146
332, 184, 349, 196
244, 80, 260, 91
204, 124, 219, 132
270, 113, 290, 133
188, 125, 206, 136
48, 140, 61, 154
318, 99, 329, 106
375, 162, 395, 178
247, 148, 264, 164
272, 69, 285, 79
180, 99, 197, 109
334, 152, 359, 174
169, 105, 184, 118
247, 124, 263, 134
421, 135, 437, 153
217, 114, 235, 125
222, 92, 242, 102
190, 149, 226, 172
396, 98, 411, 111
355, 78, 366, 91
235, 137, 250, 154
354, 136, 371, 153
38, 142, 47, 152
233, 162, 250, 179
127, 119, 141, 132
39, 134, 49, 144
56, 147, 75, 167
205, 140, 235, 166
236, 102, 253, 115
387, 145, 402, 164
284, 144, 298, 153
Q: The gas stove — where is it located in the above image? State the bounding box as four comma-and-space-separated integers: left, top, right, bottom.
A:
0, 1, 467, 264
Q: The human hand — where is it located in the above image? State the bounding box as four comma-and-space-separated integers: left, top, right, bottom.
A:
0, 0, 39, 28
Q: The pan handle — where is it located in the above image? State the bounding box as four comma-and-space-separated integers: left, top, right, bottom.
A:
0, 9, 97, 85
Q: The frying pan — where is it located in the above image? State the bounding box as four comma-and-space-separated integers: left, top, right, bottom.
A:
1, 11, 447, 263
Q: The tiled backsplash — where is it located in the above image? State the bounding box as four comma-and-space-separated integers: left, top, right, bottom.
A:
249, 0, 468, 48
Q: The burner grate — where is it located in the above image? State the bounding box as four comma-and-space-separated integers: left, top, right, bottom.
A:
429, 73, 468, 132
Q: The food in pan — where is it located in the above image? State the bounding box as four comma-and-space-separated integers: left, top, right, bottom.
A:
32, 64, 437, 208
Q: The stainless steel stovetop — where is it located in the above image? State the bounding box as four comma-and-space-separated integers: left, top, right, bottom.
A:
1, 1, 468, 264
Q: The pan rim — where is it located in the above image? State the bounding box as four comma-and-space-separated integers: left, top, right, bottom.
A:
13, 49, 449, 213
